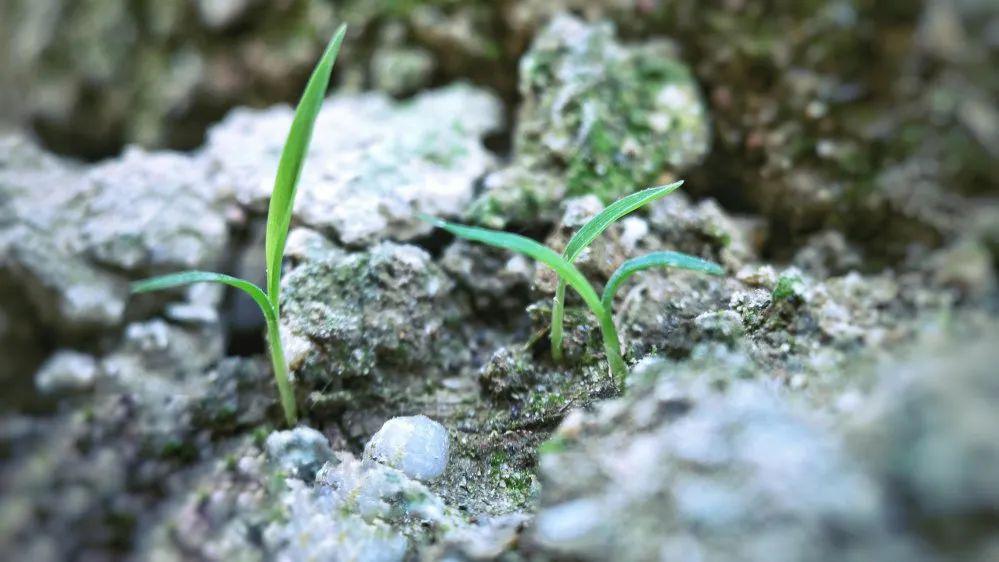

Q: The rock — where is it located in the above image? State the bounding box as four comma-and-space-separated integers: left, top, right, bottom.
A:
0, 0, 339, 156
0, 135, 228, 338
530, 357, 918, 561
82, 148, 228, 272
0, 317, 233, 561
205, 84, 500, 246
191, 357, 275, 432
364, 415, 450, 481
440, 239, 534, 311
470, 14, 709, 226
265, 452, 465, 561
280, 240, 464, 390
793, 231, 863, 278
100, 319, 226, 446
265, 427, 336, 482
424, 512, 530, 561
370, 46, 436, 96
34, 350, 100, 394
849, 328, 999, 556
196, 0, 253, 30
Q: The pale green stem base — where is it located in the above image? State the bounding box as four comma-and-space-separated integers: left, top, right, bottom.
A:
265, 315, 298, 426
597, 312, 627, 387
551, 281, 567, 362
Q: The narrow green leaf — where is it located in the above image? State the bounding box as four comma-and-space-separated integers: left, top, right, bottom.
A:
563, 180, 683, 262
552, 180, 684, 360
423, 216, 606, 318
132, 271, 274, 323
424, 215, 628, 384
265, 23, 347, 312
601, 251, 724, 310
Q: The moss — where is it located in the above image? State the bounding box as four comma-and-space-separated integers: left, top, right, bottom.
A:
527, 390, 568, 416
560, 45, 706, 202
159, 438, 198, 462
252, 426, 272, 448
487, 450, 537, 504
537, 434, 570, 456
773, 273, 805, 302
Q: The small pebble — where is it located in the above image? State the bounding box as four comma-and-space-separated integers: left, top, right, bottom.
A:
265, 427, 335, 481
364, 415, 450, 481
35, 351, 99, 394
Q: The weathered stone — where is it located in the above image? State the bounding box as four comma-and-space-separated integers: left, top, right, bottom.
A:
470, 14, 710, 226
364, 415, 450, 481
0, 135, 228, 338
530, 357, 920, 561
280, 239, 465, 401
266, 427, 335, 482
849, 329, 999, 557
34, 350, 100, 394
205, 85, 500, 246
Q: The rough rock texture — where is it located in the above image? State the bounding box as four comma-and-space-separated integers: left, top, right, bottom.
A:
205, 84, 501, 246
1, 3, 997, 561
34, 350, 100, 395
266, 427, 336, 482
470, 14, 710, 227
0, 134, 230, 401
0, 0, 339, 157
280, 239, 462, 377
529, 327, 999, 562
0, 318, 276, 560
140, 419, 467, 561
849, 331, 999, 559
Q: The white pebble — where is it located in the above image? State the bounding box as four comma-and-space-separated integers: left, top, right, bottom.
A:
364, 415, 450, 481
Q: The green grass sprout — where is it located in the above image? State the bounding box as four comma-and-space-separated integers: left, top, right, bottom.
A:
421, 188, 724, 386
551, 180, 683, 362
601, 251, 724, 311
131, 23, 348, 427
422, 215, 627, 381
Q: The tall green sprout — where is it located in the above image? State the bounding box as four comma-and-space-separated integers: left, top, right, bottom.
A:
425, 184, 723, 385
131, 24, 348, 426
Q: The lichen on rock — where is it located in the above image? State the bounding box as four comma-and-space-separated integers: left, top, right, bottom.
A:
470, 14, 710, 227
205, 84, 501, 246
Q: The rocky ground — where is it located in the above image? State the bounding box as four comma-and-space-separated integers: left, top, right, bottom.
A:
1, 3, 997, 561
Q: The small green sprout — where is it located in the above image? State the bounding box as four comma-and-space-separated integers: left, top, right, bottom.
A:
423, 184, 724, 386
550, 181, 684, 362
131, 24, 348, 426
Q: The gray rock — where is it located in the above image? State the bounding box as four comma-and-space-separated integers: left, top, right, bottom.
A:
850, 328, 999, 557
371, 46, 436, 96
0, 0, 338, 155
34, 350, 100, 394
280, 239, 464, 387
470, 14, 710, 226
266, 427, 336, 482
364, 415, 450, 481
196, 0, 254, 30
440, 239, 534, 311
205, 84, 500, 246
531, 357, 919, 562
0, 135, 228, 337
264, 452, 465, 562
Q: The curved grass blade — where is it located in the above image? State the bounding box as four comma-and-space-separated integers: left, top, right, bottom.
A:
424, 216, 604, 313
563, 180, 684, 261
552, 180, 684, 360
265, 23, 347, 312
423, 215, 628, 383
132, 271, 296, 424
601, 251, 724, 310
132, 271, 274, 322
